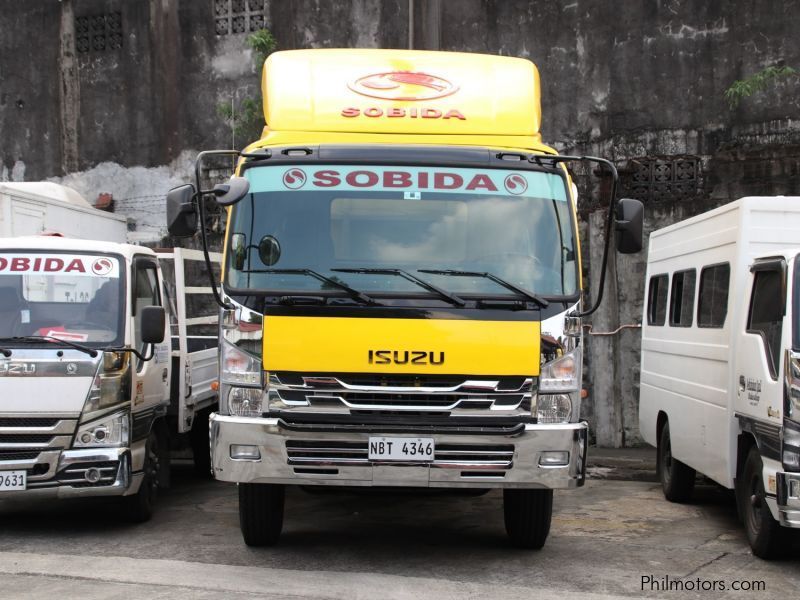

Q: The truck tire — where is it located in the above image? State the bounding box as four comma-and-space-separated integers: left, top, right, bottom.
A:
122, 430, 161, 523
503, 488, 553, 549
190, 409, 212, 478
239, 483, 285, 546
659, 422, 695, 502
738, 446, 786, 559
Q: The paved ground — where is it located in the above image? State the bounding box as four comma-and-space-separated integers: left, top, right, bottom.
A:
0, 453, 798, 600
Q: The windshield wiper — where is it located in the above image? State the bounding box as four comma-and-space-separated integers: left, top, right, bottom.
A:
417, 269, 549, 308
0, 336, 98, 357
332, 268, 466, 307
250, 268, 380, 305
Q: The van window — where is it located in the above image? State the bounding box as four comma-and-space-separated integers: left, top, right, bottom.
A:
669, 269, 696, 327
697, 263, 730, 328
747, 269, 784, 379
647, 274, 668, 326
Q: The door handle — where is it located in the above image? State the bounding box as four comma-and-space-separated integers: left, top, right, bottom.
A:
738, 375, 746, 394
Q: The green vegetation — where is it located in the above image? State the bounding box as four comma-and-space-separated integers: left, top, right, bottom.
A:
218, 28, 278, 146
725, 64, 796, 109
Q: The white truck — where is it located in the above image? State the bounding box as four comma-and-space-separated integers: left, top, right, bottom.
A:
0, 182, 128, 241
639, 196, 800, 558
0, 236, 220, 520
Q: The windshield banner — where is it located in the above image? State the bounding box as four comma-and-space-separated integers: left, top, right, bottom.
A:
0, 254, 120, 278
247, 165, 567, 201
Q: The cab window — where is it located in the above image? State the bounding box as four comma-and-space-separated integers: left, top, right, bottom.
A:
747, 268, 784, 379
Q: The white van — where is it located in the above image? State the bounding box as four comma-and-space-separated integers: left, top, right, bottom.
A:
639, 196, 800, 558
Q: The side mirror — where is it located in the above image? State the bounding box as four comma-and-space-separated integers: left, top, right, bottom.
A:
166, 184, 197, 237
213, 176, 250, 207
615, 198, 644, 254
140, 306, 166, 345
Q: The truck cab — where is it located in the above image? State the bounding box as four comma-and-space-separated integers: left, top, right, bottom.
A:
0, 236, 170, 521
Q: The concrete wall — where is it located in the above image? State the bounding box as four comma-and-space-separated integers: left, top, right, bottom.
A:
1, 0, 799, 445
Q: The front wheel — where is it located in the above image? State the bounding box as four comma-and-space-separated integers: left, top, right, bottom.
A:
239, 483, 285, 546
737, 447, 786, 559
503, 488, 553, 549
659, 421, 695, 502
121, 429, 162, 522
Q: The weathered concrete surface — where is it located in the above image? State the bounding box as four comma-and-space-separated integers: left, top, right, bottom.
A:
0, 467, 797, 599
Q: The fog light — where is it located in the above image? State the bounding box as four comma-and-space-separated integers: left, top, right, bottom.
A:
790, 479, 800, 499
539, 451, 570, 466
230, 444, 261, 460
85, 468, 101, 483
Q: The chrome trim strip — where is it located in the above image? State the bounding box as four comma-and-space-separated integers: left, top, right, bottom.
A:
291, 376, 533, 394
0, 435, 72, 450
0, 420, 77, 435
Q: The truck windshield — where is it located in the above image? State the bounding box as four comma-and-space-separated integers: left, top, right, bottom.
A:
225, 164, 578, 300
0, 252, 124, 345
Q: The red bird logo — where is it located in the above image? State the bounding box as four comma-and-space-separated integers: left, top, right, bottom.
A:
349, 71, 458, 101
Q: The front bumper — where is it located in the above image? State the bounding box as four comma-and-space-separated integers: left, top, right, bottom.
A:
776, 471, 800, 527
0, 448, 140, 500
210, 413, 588, 489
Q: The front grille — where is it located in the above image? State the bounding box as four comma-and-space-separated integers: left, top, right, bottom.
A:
270, 372, 534, 425
0, 450, 40, 461
0, 418, 60, 428
0, 417, 78, 479
0, 434, 54, 444
285, 440, 515, 469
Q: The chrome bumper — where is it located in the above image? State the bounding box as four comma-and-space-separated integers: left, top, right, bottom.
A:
0, 448, 140, 500
776, 471, 800, 527
210, 413, 588, 489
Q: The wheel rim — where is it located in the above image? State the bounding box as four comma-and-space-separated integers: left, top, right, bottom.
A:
745, 470, 762, 537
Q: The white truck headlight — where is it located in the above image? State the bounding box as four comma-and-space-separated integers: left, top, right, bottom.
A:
74, 410, 129, 448
536, 347, 582, 423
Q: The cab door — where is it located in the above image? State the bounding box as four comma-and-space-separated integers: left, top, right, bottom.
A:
734, 258, 787, 436
130, 256, 170, 411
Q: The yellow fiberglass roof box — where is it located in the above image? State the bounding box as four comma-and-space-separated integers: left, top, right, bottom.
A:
261, 49, 541, 141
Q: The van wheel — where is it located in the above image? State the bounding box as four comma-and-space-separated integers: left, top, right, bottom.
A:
239, 483, 285, 546
122, 430, 161, 523
503, 489, 553, 549
659, 422, 695, 502
738, 447, 786, 559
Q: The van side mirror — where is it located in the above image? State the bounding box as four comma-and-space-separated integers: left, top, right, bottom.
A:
615, 198, 644, 254
213, 176, 250, 207
140, 306, 166, 345
166, 184, 197, 237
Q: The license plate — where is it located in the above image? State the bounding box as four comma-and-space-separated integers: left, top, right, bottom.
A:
0, 470, 26, 491
368, 437, 434, 462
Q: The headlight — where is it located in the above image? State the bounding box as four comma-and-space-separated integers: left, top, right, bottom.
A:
228, 386, 264, 417
783, 418, 800, 472
537, 346, 582, 423
82, 353, 130, 421
221, 339, 262, 386
74, 410, 129, 448
535, 394, 573, 423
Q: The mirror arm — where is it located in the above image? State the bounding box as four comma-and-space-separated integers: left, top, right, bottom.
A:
194, 150, 239, 311
537, 155, 619, 318
103, 345, 153, 362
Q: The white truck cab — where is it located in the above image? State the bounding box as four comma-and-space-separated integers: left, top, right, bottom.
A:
639, 197, 800, 558
0, 236, 218, 521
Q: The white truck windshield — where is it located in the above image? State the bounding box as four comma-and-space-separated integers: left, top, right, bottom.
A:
0, 252, 124, 344
225, 164, 578, 300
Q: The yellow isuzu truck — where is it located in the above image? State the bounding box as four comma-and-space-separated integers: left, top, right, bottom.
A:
166, 49, 643, 548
